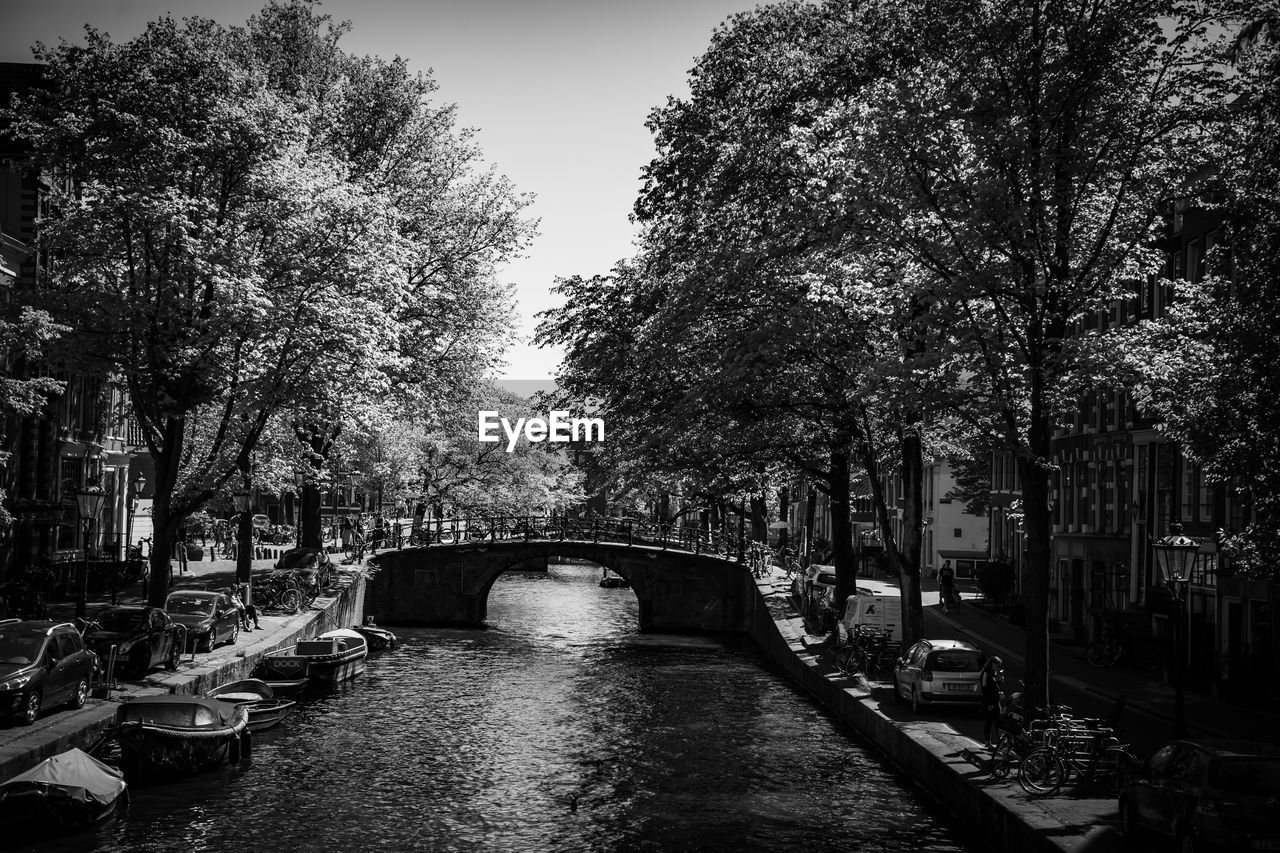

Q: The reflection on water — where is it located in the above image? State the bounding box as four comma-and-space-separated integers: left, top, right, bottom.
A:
25, 562, 977, 853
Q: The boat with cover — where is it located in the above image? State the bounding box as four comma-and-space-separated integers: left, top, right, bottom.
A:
204, 679, 296, 732
0, 748, 127, 840
599, 570, 630, 589
260, 628, 367, 686
109, 695, 250, 782
350, 623, 397, 651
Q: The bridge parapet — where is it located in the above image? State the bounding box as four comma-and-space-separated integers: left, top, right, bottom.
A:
402, 513, 748, 562
367, 538, 760, 634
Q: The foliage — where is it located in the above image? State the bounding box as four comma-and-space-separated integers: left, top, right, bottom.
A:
0, 306, 66, 528
1120, 2, 1280, 578
3, 1, 530, 601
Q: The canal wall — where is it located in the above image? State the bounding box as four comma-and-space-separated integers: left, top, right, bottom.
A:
745, 590, 1124, 853
0, 571, 367, 784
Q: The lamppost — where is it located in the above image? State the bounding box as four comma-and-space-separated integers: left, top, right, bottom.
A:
124, 472, 147, 562
1152, 521, 1200, 739
74, 477, 107, 620
233, 482, 253, 604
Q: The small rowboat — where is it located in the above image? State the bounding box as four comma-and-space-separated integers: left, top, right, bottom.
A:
350, 624, 397, 651
599, 571, 630, 589
261, 628, 367, 686
205, 679, 297, 732
109, 695, 250, 783
0, 748, 128, 841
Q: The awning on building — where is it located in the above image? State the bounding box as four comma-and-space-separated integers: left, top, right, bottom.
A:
937, 549, 990, 561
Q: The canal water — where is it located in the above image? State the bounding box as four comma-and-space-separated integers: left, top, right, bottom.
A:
36, 562, 979, 853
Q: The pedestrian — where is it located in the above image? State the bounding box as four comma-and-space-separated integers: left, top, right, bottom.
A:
175, 523, 189, 574
340, 516, 353, 553
979, 656, 1005, 746
227, 586, 251, 631
938, 560, 957, 614
238, 583, 261, 630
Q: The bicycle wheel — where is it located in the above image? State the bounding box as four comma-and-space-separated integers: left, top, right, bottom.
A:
989, 736, 1016, 779
279, 587, 301, 614
1017, 748, 1066, 796
874, 647, 899, 677
838, 646, 865, 676
1085, 746, 1140, 797
1085, 641, 1116, 668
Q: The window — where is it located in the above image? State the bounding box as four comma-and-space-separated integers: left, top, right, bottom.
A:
1198, 469, 1213, 522
953, 528, 962, 538
1181, 460, 1196, 523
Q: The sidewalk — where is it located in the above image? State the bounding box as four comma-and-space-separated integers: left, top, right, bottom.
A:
852, 574, 1280, 750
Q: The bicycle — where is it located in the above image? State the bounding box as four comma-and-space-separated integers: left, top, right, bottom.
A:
254, 575, 303, 614
1085, 631, 1161, 671
1016, 724, 1138, 797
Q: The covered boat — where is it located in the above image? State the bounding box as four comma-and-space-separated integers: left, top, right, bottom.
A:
350, 623, 397, 651
599, 570, 630, 589
261, 628, 367, 686
0, 748, 127, 839
205, 679, 296, 732
109, 695, 250, 782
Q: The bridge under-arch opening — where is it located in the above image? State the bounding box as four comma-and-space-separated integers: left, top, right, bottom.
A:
366, 540, 762, 634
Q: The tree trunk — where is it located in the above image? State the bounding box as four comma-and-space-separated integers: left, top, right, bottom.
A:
1019, 447, 1053, 713
803, 485, 817, 565
300, 482, 323, 549
777, 485, 790, 550
750, 493, 768, 542
829, 446, 856, 621
145, 417, 184, 607
898, 430, 926, 648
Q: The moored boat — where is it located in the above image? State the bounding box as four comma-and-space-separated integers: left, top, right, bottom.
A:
204, 679, 297, 732
261, 628, 367, 686
350, 623, 397, 651
0, 748, 127, 840
599, 570, 630, 589
109, 695, 250, 783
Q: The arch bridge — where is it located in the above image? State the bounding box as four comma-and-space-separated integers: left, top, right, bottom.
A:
366, 515, 766, 634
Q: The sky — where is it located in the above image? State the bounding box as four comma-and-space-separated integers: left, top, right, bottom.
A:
0, 0, 755, 381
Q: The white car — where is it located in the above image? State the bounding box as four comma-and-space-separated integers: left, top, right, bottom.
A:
893, 638, 986, 713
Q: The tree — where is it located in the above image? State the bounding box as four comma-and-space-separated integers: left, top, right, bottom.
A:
1121, 0, 1280, 578
800, 0, 1230, 707
0, 307, 65, 534
6, 2, 530, 603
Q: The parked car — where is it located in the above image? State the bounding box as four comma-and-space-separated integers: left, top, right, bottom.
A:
83, 607, 185, 677
807, 569, 839, 626
164, 590, 240, 653
0, 619, 98, 725
791, 564, 835, 613
893, 638, 985, 712
273, 547, 333, 597
1119, 739, 1280, 853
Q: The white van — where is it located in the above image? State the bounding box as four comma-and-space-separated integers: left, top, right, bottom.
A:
838, 590, 903, 642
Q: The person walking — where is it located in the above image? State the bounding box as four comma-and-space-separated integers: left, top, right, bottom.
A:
175, 523, 189, 575
938, 560, 957, 614
979, 656, 1005, 747
340, 516, 353, 555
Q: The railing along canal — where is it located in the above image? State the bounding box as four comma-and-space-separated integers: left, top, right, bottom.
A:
401, 513, 749, 563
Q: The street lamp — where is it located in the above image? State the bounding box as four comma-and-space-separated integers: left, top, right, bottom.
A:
233, 483, 253, 602
74, 477, 107, 620
1152, 521, 1200, 739
124, 472, 147, 562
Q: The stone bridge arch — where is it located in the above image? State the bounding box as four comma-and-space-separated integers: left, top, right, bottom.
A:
367, 541, 761, 633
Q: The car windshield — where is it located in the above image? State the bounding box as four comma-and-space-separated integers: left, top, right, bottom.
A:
166, 595, 215, 616
816, 573, 837, 586
1213, 758, 1280, 795
97, 611, 147, 632
276, 551, 317, 569
928, 650, 983, 672
0, 634, 44, 665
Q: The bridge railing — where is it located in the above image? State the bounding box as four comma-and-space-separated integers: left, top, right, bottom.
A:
401, 513, 749, 563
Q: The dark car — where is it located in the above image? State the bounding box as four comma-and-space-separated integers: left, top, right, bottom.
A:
893, 638, 986, 712
273, 547, 333, 597
1120, 739, 1280, 853
83, 607, 185, 677
0, 619, 98, 725
164, 590, 240, 652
